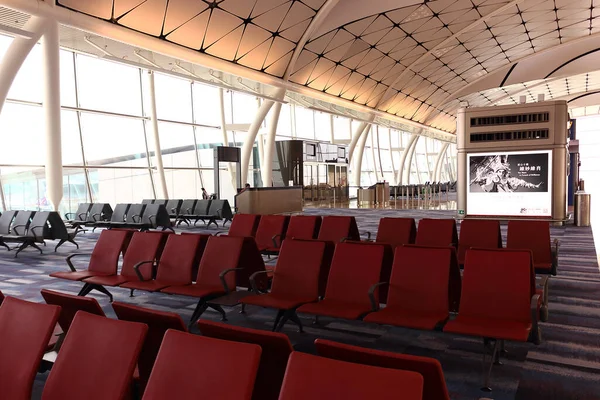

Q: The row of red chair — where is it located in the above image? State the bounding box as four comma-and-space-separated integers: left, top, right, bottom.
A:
0, 292, 433, 400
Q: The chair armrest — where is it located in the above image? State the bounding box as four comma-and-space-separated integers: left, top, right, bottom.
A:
66, 253, 93, 272
133, 260, 155, 282
30, 225, 46, 241
368, 282, 388, 311
216, 208, 223, 218
272, 234, 282, 248
360, 231, 372, 240
214, 231, 228, 236
132, 214, 141, 223
249, 270, 271, 294
77, 212, 87, 220
92, 213, 102, 222
148, 214, 157, 225
65, 212, 75, 219
12, 224, 27, 235
530, 294, 541, 345
219, 268, 244, 294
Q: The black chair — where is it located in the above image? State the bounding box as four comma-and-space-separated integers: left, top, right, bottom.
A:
0, 211, 18, 250
154, 199, 168, 206
5, 211, 50, 257
175, 199, 197, 225
110, 204, 146, 229
73, 203, 113, 229
64, 203, 91, 225
93, 203, 130, 229
120, 204, 173, 231
142, 199, 154, 205
166, 199, 183, 219
47, 212, 80, 251
195, 200, 233, 228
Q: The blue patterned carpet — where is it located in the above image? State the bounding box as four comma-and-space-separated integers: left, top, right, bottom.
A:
3, 208, 597, 400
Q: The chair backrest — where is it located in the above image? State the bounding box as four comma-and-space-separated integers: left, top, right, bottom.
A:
111, 203, 130, 223
196, 236, 244, 290
315, 339, 449, 400
165, 199, 182, 215
141, 199, 154, 205
112, 302, 186, 393
42, 312, 147, 400
153, 199, 168, 206
278, 352, 423, 400
198, 320, 293, 400
376, 217, 417, 247
460, 248, 533, 323
345, 240, 394, 303
237, 237, 269, 290
286, 215, 321, 240
87, 229, 131, 274
507, 220, 553, 267
254, 215, 289, 250
26, 211, 50, 239
72, 203, 91, 221
88, 203, 112, 222
126, 203, 146, 223
121, 232, 168, 280
0, 210, 17, 235
207, 199, 226, 218
217, 199, 234, 220
142, 330, 261, 400
318, 216, 360, 242
141, 204, 160, 225
11, 210, 34, 236
46, 212, 69, 240
155, 234, 203, 285
193, 199, 211, 215
228, 214, 261, 237
0, 297, 60, 400
324, 242, 384, 306
41, 289, 106, 334
415, 218, 458, 248
271, 239, 325, 301
457, 219, 502, 265
179, 199, 197, 215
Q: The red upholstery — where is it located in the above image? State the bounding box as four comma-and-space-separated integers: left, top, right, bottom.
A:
242, 239, 325, 310
317, 216, 360, 242
415, 218, 458, 248
444, 248, 533, 341
507, 220, 555, 274
142, 330, 261, 400
298, 242, 384, 320
0, 297, 60, 400
255, 215, 289, 252
41, 289, 105, 334
50, 229, 131, 281
279, 352, 423, 400
180, 232, 211, 280
0, 290, 4, 305
83, 231, 166, 287
112, 302, 187, 394
237, 237, 269, 290
227, 214, 261, 238
375, 217, 417, 248
345, 241, 394, 303
199, 320, 293, 400
457, 219, 502, 265
285, 215, 321, 240
121, 234, 202, 292
42, 312, 147, 400
162, 236, 244, 297
315, 339, 450, 400
364, 246, 456, 330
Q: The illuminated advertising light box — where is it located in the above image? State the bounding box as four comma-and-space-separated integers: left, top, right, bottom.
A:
467, 150, 552, 216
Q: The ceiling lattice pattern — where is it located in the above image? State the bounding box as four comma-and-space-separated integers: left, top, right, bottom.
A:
57, 0, 327, 77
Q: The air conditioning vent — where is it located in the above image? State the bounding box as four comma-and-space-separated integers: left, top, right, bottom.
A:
470, 112, 550, 127
470, 129, 549, 143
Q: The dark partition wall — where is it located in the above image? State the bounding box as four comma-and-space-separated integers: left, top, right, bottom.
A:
273, 140, 304, 187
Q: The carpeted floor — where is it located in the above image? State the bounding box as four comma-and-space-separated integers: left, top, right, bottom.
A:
2, 208, 597, 400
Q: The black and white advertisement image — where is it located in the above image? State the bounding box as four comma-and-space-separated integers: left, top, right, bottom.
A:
469, 153, 549, 193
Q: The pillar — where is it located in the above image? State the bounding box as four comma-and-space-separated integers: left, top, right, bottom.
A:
262, 100, 282, 187
353, 125, 370, 186
147, 70, 168, 199
396, 134, 418, 184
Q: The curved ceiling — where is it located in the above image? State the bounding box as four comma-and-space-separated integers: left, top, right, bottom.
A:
54, 0, 600, 133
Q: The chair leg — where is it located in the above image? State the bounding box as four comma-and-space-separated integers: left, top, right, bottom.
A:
54, 239, 66, 252
129, 289, 135, 297
313, 315, 320, 325
30, 242, 43, 254
89, 284, 114, 302
481, 339, 500, 392
272, 310, 285, 332
209, 304, 228, 321
0, 240, 10, 251
77, 283, 92, 297
68, 239, 79, 249
14, 243, 29, 257
288, 310, 304, 333
188, 301, 209, 329
239, 303, 246, 314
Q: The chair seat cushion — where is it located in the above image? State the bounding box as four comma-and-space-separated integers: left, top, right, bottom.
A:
161, 284, 225, 298
444, 316, 531, 342
120, 280, 173, 292
84, 274, 131, 287
49, 270, 112, 281
534, 262, 553, 273
297, 299, 371, 320
363, 307, 448, 330
241, 293, 317, 310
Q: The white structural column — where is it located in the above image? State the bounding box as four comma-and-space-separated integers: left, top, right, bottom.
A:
348, 117, 374, 163
147, 71, 169, 199
42, 17, 63, 211
404, 135, 420, 184
218, 88, 237, 188
353, 125, 371, 186
388, 129, 396, 184
433, 143, 450, 181
262, 100, 282, 187
396, 134, 419, 184
329, 114, 335, 144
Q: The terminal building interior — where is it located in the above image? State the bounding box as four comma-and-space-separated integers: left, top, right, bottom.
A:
0, 0, 599, 399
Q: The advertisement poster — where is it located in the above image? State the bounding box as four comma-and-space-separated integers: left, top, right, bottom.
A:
467, 150, 552, 216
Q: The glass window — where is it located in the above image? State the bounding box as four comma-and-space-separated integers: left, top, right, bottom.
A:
193, 83, 221, 126
314, 111, 331, 142
295, 106, 315, 140
61, 110, 84, 166
9, 44, 43, 103
154, 73, 193, 123
0, 103, 45, 165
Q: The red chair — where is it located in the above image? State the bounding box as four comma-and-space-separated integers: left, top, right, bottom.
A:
375, 217, 416, 248
112, 302, 187, 394
285, 215, 321, 240
457, 219, 502, 266
364, 245, 459, 329
142, 330, 261, 400
162, 236, 245, 326
315, 339, 450, 400
0, 297, 60, 400
42, 312, 147, 400
507, 220, 558, 275
317, 215, 360, 242
297, 242, 385, 320
344, 240, 394, 304
415, 218, 458, 248
242, 239, 326, 332
121, 234, 203, 293
0, 290, 4, 305
198, 320, 293, 400
254, 214, 290, 254
180, 232, 212, 280
278, 352, 423, 400
40, 289, 106, 345
49, 230, 132, 299
443, 248, 540, 391
223, 213, 260, 238
82, 231, 168, 301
